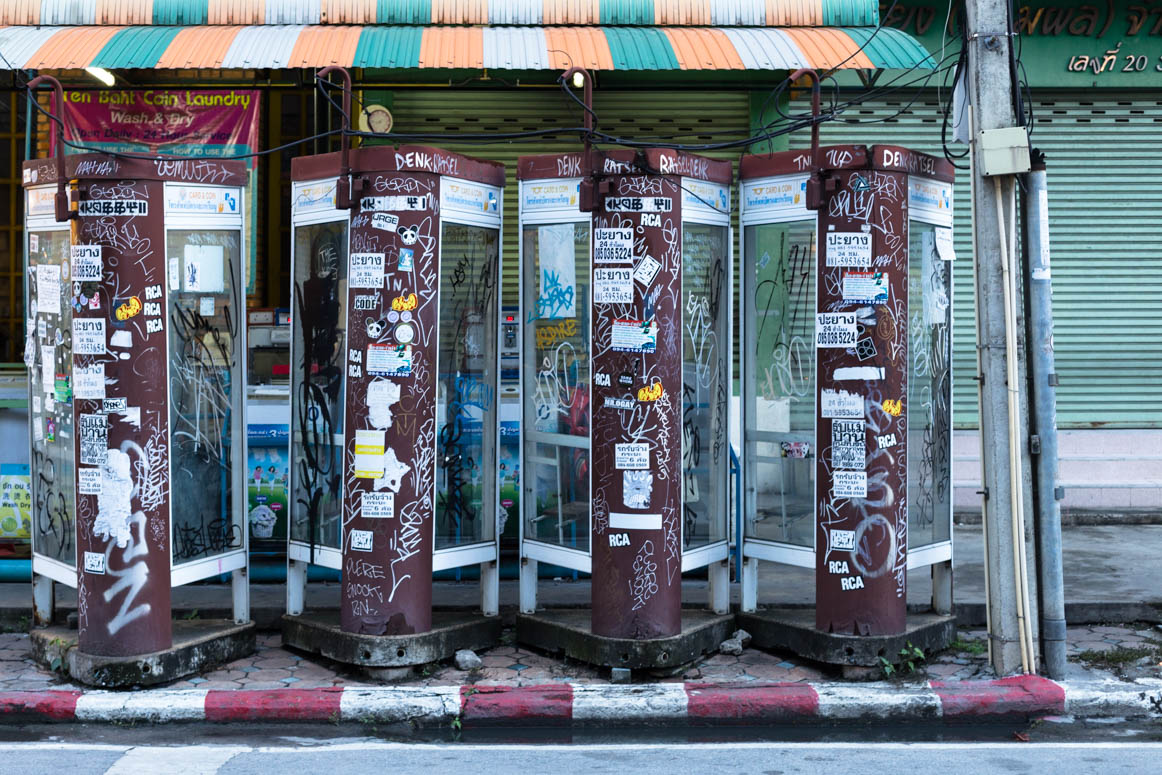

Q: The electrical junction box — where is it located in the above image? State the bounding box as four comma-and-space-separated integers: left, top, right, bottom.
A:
977, 127, 1031, 176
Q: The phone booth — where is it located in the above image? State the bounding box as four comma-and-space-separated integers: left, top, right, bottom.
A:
24, 146, 253, 686
737, 145, 955, 670
516, 150, 734, 670
284, 145, 504, 670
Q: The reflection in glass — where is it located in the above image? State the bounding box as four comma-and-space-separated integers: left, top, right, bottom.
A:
289, 221, 347, 551
681, 223, 729, 550
27, 229, 75, 566
907, 222, 952, 549
435, 222, 499, 550
521, 222, 590, 554
744, 221, 816, 547
168, 229, 243, 564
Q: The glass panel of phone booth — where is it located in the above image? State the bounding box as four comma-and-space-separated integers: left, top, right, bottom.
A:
288, 218, 348, 561
521, 221, 591, 560
26, 222, 76, 580
436, 221, 500, 550
167, 228, 246, 569
680, 222, 730, 552
906, 220, 952, 550
743, 220, 817, 552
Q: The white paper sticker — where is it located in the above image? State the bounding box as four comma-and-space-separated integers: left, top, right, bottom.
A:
821, 388, 864, 419
73, 364, 106, 400
349, 529, 374, 552
71, 245, 103, 281
609, 512, 662, 530
354, 430, 386, 478
614, 442, 650, 470
349, 253, 386, 289
361, 195, 429, 212
367, 343, 412, 377
935, 227, 956, 261
538, 224, 576, 318
40, 346, 54, 393
611, 318, 657, 353
78, 199, 147, 217
184, 244, 225, 292
633, 254, 662, 286
362, 491, 395, 519
842, 271, 889, 304
593, 266, 634, 304
594, 227, 634, 263
371, 212, 400, 232
109, 329, 133, 349
73, 318, 106, 355
78, 467, 104, 495
831, 419, 866, 470
37, 318, 46, 340
83, 551, 106, 575
169, 257, 180, 290
830, 528, 856, 551
32, 396, 41, 414
36, 265, 61, 315
604, 196, 672, 212
833, 471, 868, 499
199, 296, 216, 317
79, 414, 108, 466
29, 234, 38, 252
102, 397, 127, 412
833, 366, 884, 381
826, 232, 872, 267
816, 312, 857, 349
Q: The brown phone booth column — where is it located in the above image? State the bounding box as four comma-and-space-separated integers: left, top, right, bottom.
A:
736, 145, 957, 673
24, 149, 255, 687
516, 150, 735, 670
283, 146, 505, 670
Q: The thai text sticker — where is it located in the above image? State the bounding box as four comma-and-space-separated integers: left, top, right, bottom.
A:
826, 232, 871, 267
73, 364, 106, 400
820, 388, 864, 419
371, 213, 399, 232
611, 318, 657, 353
605, 197, 672, 212
593, 228, 634, 263
593, 267, 634, 304
833, 470, 868, 499
78, 200, 147, 217
362, 491, 395, 519
349, 253, 385, 289
353, 430, 385, 479
79, 414, 108, 466
816, 312, 857, 348
78, 468, 103, 495
842, 271, 889, 304
831, 420, 866, 470
71, 245, 102, 282
615, 443, 650, 470
360, 195, 429, 211
73, 318, 106, 355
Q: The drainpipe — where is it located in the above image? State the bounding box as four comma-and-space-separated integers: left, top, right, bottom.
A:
317, 66, 354, 210
1022, 154, 1067, 678
25, 74, 73, 223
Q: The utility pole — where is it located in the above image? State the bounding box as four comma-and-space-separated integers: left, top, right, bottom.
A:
963, 0, 1039, 675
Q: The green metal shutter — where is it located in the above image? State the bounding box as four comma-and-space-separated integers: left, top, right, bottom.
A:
385, 88, 751, 308
791, 91, 1162, 429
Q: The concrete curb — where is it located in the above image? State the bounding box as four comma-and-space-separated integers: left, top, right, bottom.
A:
0, 677, 1158, 727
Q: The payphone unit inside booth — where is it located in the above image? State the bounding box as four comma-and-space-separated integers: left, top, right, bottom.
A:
738, 145, 955, 635
516, 151, 733, 639
286, 147, 505, 641
25, 153, 250, 660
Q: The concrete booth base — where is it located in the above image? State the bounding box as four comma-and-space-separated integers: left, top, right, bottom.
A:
516, 609, 734, 676
281, 612, 502, 681
30, 620, 255, 689
738, 608, 955, 678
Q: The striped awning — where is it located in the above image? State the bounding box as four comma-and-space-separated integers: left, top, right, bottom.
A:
0, 25, 933, 71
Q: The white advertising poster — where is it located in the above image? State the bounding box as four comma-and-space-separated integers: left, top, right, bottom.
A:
593, 266, 633, 305
593, 228, 634, 263
349, 253, 386, 289
611, 318, 658, 353
72, 319, 106, 355
833, 471, 868, 499
820, 388, 864, 419
73, 364, 106, 400
816, 312, 857, 349
825, 232, 872, 267
831, 419, 866, 470
362, 491, 395, 519
71, 245, 103, 282
538, 223, 576, 317
183, 244, 225, 293
36, 264, 61, 315
614, 443, 650, 470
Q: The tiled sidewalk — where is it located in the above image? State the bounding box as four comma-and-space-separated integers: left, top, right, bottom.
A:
1, 623, 1157, 692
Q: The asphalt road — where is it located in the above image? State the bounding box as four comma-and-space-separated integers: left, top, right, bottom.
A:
4, 741, 1162, 774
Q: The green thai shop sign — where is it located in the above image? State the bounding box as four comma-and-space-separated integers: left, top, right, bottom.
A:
883, 0, 1162, 86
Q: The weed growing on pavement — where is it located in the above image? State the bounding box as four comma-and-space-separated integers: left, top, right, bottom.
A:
1074, 645, 1160, 672
949, 637, 988, 656
46, 636, 71, 676
879, 642, 927, 679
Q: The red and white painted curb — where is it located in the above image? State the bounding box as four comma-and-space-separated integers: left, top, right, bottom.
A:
0, 677, 1158, 726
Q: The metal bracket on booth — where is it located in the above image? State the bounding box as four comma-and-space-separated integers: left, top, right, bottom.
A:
789, 68, 829, 212
25, 75, 74, 223
317, 66, 356, 210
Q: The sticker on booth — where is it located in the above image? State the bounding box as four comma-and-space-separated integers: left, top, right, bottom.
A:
831, 420, 866, 470
816, 312, 857, 349
604, 197, 672, 213
78, 200, 147, 217
350, 253, 386, 289
614, 443, 650, 470
362, 491, 395, 519
826, 232, 871, 267
611, 318, 658, 353
73, 364, 106, 400
609, 512, 662, 530
633, 255, 661, 287
594, 228, 634, 263
833, 471, 868, 499
83, 551, 106, 575
821, 388, 864, 419
842, 271, 889, 304
71, 245, 102, 282
372, 213, 399, 232
354, 430, 386, 478
79, 414, 108, 466
349, 529, 374, 552
78, 467, 103, 495
367, 343, 412, 377
36, 265, 61, 315
361, 195, 429, 212
73, 318, 106, 355
594, 267, 633, 304
830, 528, 856, 551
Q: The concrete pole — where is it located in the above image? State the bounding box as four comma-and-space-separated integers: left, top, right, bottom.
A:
1021, 161, 1067, 678
963, 0, 1029, 674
